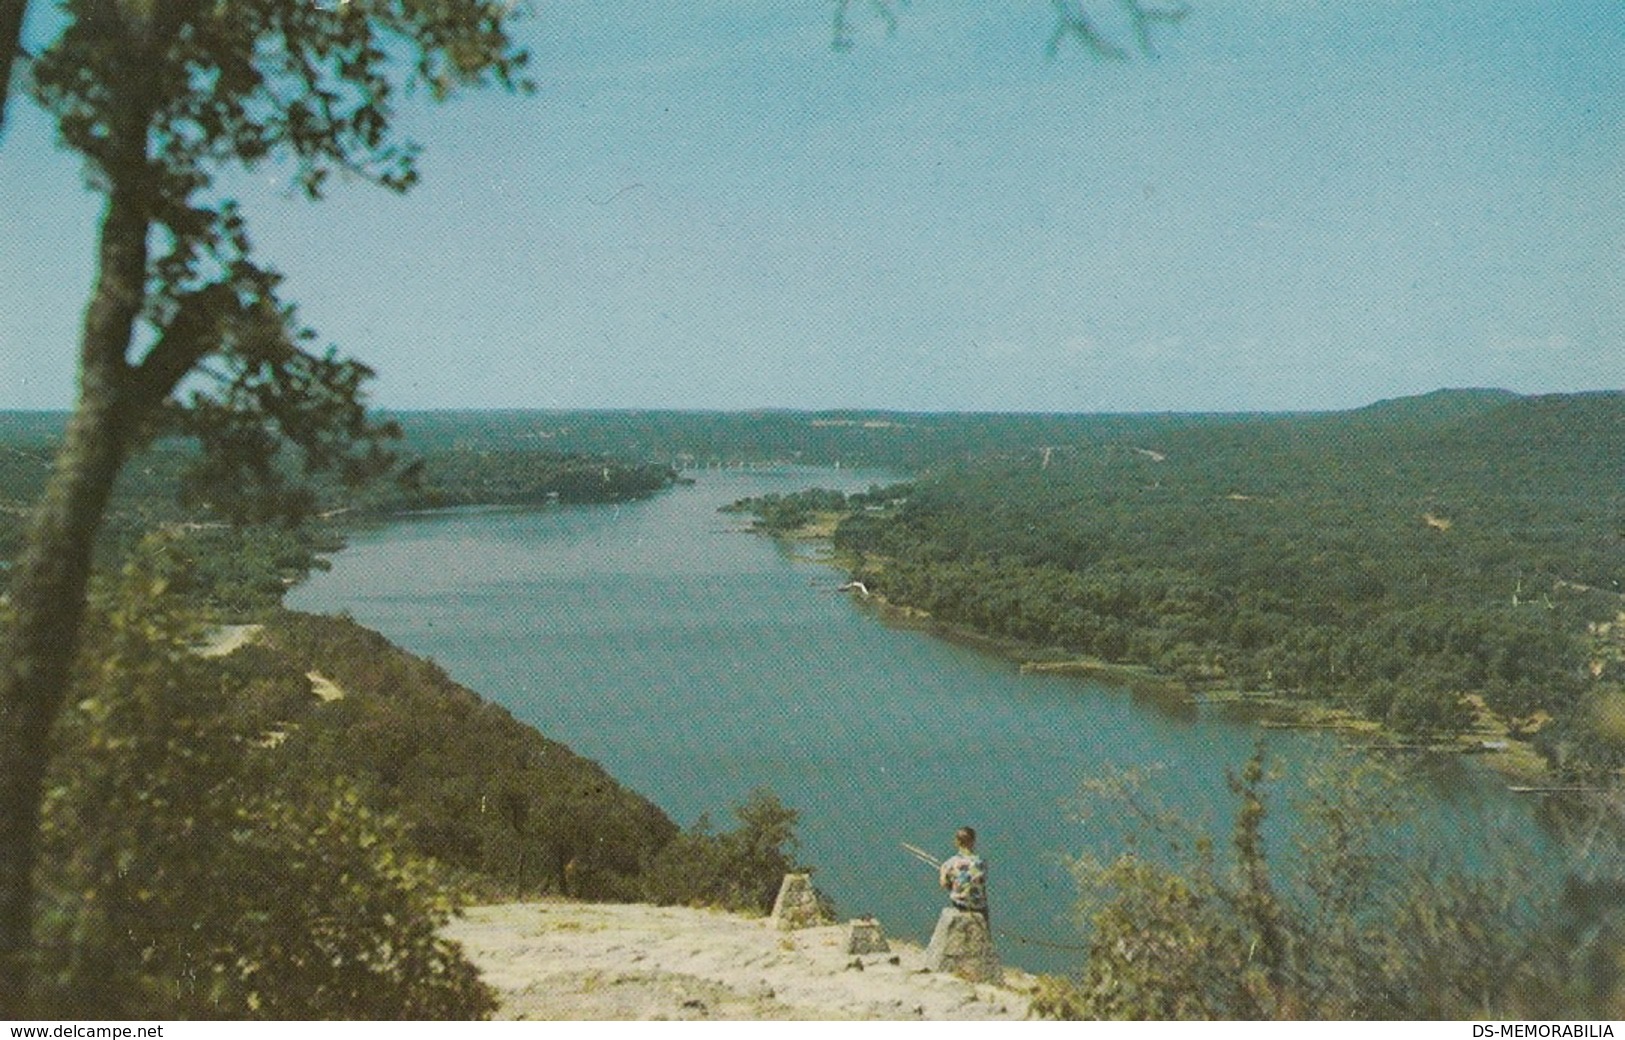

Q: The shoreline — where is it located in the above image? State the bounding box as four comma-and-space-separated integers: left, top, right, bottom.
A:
765, 523, 1555, 788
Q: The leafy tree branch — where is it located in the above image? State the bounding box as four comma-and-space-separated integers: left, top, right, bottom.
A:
0, 0, 530, 1013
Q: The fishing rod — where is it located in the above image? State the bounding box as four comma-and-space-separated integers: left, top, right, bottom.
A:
898, 842, 1090, 953
900, 842, 940, 868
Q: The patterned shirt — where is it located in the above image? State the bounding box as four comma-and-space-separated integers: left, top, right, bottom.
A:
940, 851, 988, 912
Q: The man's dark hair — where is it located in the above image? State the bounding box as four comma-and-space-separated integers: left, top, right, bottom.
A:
956, 826, 976, 849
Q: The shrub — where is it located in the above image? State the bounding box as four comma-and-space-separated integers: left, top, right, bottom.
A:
1041, 747, 1625, 1020
32, 540, 495, 1019
1385, 684, 1473, 739
642, 788, 810, 915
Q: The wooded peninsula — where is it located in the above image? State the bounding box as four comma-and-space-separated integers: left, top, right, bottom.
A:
733, 389, 1625, 784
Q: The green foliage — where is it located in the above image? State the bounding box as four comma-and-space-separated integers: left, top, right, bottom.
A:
1074, 855, 1263, 1019
6, 5, 532, 1000
1384, 683, 1473, 738
1064, 749, 1288, 1019
19, 0, 534, 519
828, 0, 1187, 57
642, 789, 810, 915
33, 538, 495, 1019
343, 449, 680, 513
722, 487, 852, 532
833, 391, 1625, 774
247, 612, 680, 900
721, 485, 904, 534
0, 420, 679, 619
357, 408, 1236, 473
1028, 972, 1093, 1020
23, 530, 811, 1016
1040, 747, 1625, 1020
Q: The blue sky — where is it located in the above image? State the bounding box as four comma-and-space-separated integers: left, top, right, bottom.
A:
1, 1, 1620, 412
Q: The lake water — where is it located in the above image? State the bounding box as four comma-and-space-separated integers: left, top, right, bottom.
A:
288, 467, 1552, 975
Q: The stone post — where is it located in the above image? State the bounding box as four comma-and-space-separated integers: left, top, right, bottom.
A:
924, 907, 1002, 984
769, 873, 823, 930
845, 917, 891, 955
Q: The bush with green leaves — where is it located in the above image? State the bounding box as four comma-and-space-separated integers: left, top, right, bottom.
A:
31, 538, 494, 1019
252, 611, 679, 900
1033, 746, 1625, 1020
641, 788, 812, 915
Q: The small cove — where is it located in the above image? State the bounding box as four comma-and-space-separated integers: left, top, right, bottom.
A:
288, 467, 1558, 975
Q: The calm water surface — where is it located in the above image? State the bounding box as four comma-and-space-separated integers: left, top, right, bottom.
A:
289, 468, 1548, 974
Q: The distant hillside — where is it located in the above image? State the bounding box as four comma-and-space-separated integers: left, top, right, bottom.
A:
384, 408, 1247, 473
1441, 390, 1625, 456
1347, 387, 1522, 428
0, 410, 67, 442
378, 389, 1614, 475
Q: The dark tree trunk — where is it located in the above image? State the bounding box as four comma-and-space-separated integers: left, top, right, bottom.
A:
0, 180, 148, 1016
0, 0, 28, 136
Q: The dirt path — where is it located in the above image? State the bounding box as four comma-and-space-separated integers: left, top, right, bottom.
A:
444, 901, 1037, 1021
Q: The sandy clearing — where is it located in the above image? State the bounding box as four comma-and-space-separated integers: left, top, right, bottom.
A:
444, 901, 1038, 1021
196, 624, 265, 658
305, 671, 345, 702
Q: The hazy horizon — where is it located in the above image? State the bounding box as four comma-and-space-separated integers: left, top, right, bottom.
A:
0, 384, 1611, 419
3, 1, 1621, 413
